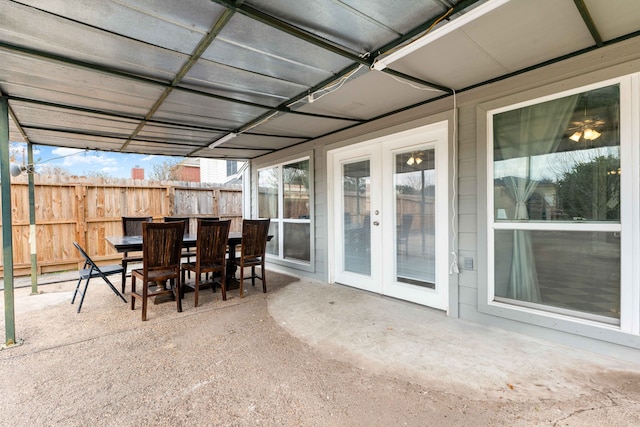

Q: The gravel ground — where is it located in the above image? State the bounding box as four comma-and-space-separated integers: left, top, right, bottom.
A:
0, 271, 639, 426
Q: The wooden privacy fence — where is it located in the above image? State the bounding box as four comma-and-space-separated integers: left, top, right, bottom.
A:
0, 175, 243, 277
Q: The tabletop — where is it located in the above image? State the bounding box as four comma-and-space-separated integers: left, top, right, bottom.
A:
106, 232, 244, 253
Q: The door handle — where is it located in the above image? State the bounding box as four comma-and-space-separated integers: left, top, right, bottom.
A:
373, 221, 380, 226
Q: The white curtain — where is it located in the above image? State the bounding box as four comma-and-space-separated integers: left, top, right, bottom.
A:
494, 94, 579, 302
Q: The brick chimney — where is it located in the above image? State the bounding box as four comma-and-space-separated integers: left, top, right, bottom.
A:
131, 166, 144, 180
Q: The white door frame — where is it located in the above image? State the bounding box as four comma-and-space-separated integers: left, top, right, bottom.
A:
327, 120, 450, 311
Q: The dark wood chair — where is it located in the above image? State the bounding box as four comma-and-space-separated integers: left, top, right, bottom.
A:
120, 216, 152, 293
238, 219, 270, 298
72, 242, 127, 313
181, 219, 231, 306
164, 216, 196, 274
130, 221, 184, 321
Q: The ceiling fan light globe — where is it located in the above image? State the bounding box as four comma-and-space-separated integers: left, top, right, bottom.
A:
569, 131, 582, 142
583, 128, 601, 140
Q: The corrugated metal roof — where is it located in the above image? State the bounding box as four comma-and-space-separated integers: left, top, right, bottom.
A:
1, 0, 639, 160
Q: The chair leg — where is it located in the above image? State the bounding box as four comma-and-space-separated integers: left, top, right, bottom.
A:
180, 268, 186, 299
262, 263, 267, 293
77, 278, 91, 313
239, 266, 244, 298
102, 275, 127, 303
251, 266, 256, 287
175, 280, 182, 313
71, 276, 83, 305
72, 278, 90, 313
194, 272, 200, 307
220, 268, 227, 301
141, 282, 148, 321
121, 260, 128, 293
131, 276, 137, 310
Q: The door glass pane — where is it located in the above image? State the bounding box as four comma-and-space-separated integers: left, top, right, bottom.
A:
343, 160, 370, 275
395, 150, 436, 287
495, 230, 620, 322
258, 167, 278, 218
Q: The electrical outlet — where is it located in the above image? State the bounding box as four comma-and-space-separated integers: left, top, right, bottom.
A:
464, 257, 474, 270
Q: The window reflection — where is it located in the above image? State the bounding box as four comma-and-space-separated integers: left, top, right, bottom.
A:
494, 85, 620, 222
258, 167, 278, 218
491, 84, 621, 324
495, 230, 620, 321
395, 150, 436, 286
259, 159, 312, 265
283, 160, 310, 219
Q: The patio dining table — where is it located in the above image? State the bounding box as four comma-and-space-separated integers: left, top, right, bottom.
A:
106, 232, 247, 288
106, 232, 271, 289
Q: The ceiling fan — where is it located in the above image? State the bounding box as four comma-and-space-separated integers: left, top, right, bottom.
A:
568, 117, 605, 142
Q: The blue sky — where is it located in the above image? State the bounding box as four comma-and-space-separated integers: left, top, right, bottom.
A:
9, 141, 183, 179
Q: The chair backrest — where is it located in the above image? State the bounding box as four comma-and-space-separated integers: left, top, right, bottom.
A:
164, 216, 190, 235
400, 214, 413, 238
241, 219, 270, 259
122, 216, 152, 236
141, 221, 184, 271
73, 241, 97, 269
196, 219, 231, 265
195, 216, 219, 222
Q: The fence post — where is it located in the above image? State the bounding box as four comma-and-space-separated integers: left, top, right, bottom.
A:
213, 188, 220, 217
75, 184, 86, 251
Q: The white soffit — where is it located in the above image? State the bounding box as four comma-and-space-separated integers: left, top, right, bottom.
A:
249, 113, 354, 138
461, 0, 594, 71
297, 70, 447, 120
388, 0, 596, 90
223, 134, 306, 150
585, 0, 640, 41
197, 147, 272, 159
389, 29, 509, 90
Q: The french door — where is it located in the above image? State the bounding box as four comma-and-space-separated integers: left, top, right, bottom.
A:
330, 122, 449, 310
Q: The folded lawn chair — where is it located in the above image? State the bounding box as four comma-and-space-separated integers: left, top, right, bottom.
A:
72, 242, 127, 313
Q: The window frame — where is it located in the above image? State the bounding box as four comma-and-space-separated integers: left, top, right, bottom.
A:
254, 154, 314, 272
479, 73, 640, 344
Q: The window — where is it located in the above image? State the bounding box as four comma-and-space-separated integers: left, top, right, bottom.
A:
489, 82, 627, 326
226, 160, 238, 177
258, 157, 312, 264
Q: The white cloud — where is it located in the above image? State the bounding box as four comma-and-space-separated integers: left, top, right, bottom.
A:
100, 166, 119, 173
141, 155, 155, 162
46, 149, 117, 169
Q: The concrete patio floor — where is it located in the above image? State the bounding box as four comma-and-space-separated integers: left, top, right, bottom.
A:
0, 270, 639, 426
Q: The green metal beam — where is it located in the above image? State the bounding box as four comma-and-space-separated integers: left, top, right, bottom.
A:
3, 95, 38, 294
20, 122, 309, 146
0, 97, 20, 348
573, 0, 603, 47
